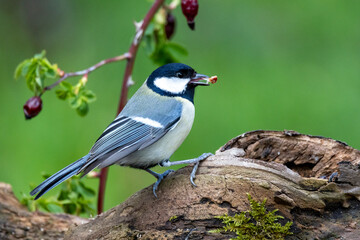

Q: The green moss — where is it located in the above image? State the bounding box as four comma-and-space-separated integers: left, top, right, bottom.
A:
169, 215, 178, 221
210, 194, 293, 240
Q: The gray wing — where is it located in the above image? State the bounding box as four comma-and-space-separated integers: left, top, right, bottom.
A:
79, 115, 180, 175
79, 83, 184, 175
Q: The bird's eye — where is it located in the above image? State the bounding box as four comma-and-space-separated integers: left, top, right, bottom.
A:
176, 72, 184, 78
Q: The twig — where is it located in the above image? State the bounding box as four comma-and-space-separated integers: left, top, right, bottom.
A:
97, 0, 166, 214
43, 54, 130, 92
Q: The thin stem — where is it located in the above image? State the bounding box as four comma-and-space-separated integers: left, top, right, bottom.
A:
117, 0, 166, 112
97, 167, 108, 214
97, 0, 166, 214
43, 54, 130, 92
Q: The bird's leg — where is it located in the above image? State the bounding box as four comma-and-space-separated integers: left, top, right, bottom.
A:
328, 172, 338, 182
145, 169, 174, 198
159, 152, 213, 187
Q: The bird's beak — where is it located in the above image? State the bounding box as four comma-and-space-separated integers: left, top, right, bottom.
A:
188, 73, 210, 86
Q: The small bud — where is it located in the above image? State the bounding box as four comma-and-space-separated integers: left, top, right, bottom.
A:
23, 96, 42, 119
165, 12, 176, 40
80, 74, 88, 85
87, 171, 101, 178
57, 68, 65, 77
181, 0, 198, 30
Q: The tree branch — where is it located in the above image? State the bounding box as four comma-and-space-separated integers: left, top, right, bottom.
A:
3, 131, 360, 239
65, 130, 360, 239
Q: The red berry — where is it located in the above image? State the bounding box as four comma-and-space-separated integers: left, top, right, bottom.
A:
165, 12, 176, 40
23, 96, 42, 119
181, 0, 198, 30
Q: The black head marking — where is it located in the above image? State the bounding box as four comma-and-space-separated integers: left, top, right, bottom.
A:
146, 63, 197, 102
148, 63, 195, 80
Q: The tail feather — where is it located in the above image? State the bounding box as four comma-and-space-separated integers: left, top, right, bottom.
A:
30, 154, 89, 200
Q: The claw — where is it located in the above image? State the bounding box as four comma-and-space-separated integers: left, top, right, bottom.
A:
152, 169, 174, 198
199, 152, 213, 159
150, 152, 214, 194
329, 172, 338, 182
189, 152, 213, 187
190, 162, 200, 187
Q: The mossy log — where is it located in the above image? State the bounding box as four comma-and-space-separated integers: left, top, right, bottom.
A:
1, 130, 360, 239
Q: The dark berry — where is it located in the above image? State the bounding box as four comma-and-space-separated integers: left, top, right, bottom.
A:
181, 0, 198, 30
23, 96, 42, 119
165, 12, 176, 40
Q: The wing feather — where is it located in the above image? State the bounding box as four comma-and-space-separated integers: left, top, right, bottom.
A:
78, 115, 180, 174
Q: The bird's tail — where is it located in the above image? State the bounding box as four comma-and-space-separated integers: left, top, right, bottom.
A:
30, 154, 89, 200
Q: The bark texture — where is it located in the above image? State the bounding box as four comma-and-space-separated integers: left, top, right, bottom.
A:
2, 130, 360, 239
65, 130, 360, 239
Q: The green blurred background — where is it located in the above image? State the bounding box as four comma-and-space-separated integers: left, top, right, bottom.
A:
1, 0, 359, 211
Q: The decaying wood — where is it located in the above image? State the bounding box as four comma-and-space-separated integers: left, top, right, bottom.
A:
222, 130, 360, 178
2, 130, 360, 239
0, 182, 88, 240
64, 130, 360, 239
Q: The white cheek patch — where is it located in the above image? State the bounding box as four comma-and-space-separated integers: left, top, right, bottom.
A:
154, 77, 189, 94
132, 117, 164, 128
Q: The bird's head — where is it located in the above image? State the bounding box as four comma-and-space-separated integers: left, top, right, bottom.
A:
146, 63, 210, 102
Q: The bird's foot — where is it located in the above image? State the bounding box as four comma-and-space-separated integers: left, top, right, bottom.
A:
159, 152, 213, 187
328, 172, 338, 182
146, 169, 174, 198
189, 153, 213, 187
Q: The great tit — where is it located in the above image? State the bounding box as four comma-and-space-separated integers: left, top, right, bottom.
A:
30, 63, 213, 199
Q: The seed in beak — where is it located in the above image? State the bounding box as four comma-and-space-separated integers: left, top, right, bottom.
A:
209, 76, 218, 84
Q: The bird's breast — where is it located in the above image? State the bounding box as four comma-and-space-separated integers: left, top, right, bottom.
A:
149, 97, 195, 158
119, 97, 195, 169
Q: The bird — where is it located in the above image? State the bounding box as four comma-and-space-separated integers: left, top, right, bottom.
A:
30, 63, 214, 199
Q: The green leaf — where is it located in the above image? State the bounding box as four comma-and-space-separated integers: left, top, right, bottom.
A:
144, 35, 156, 56
40, 58, 52, 69
82, 90, 96, 102
45, 68, 57, 78
26, 77, 35, 92
45, 203, 63, 213
21, 61, 32, 78
58, 199, 73, 205
76, 101, 89, 116
14, 59, 30, 79
60, 81, 73, 91
63, 202, 77, 214
144, 22, 155, 36
24, 62, 37, 90
67, 191, 78, 201
41, 58, 58, 78
78, 181, 96, 197
34, 50, 46, 59
26, 61, 37, 78
35, 67, 43, 88
69, 96, 82, 109
167, 42, 188, 56
55, 89, 69, 100
35, 77, 42, 93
